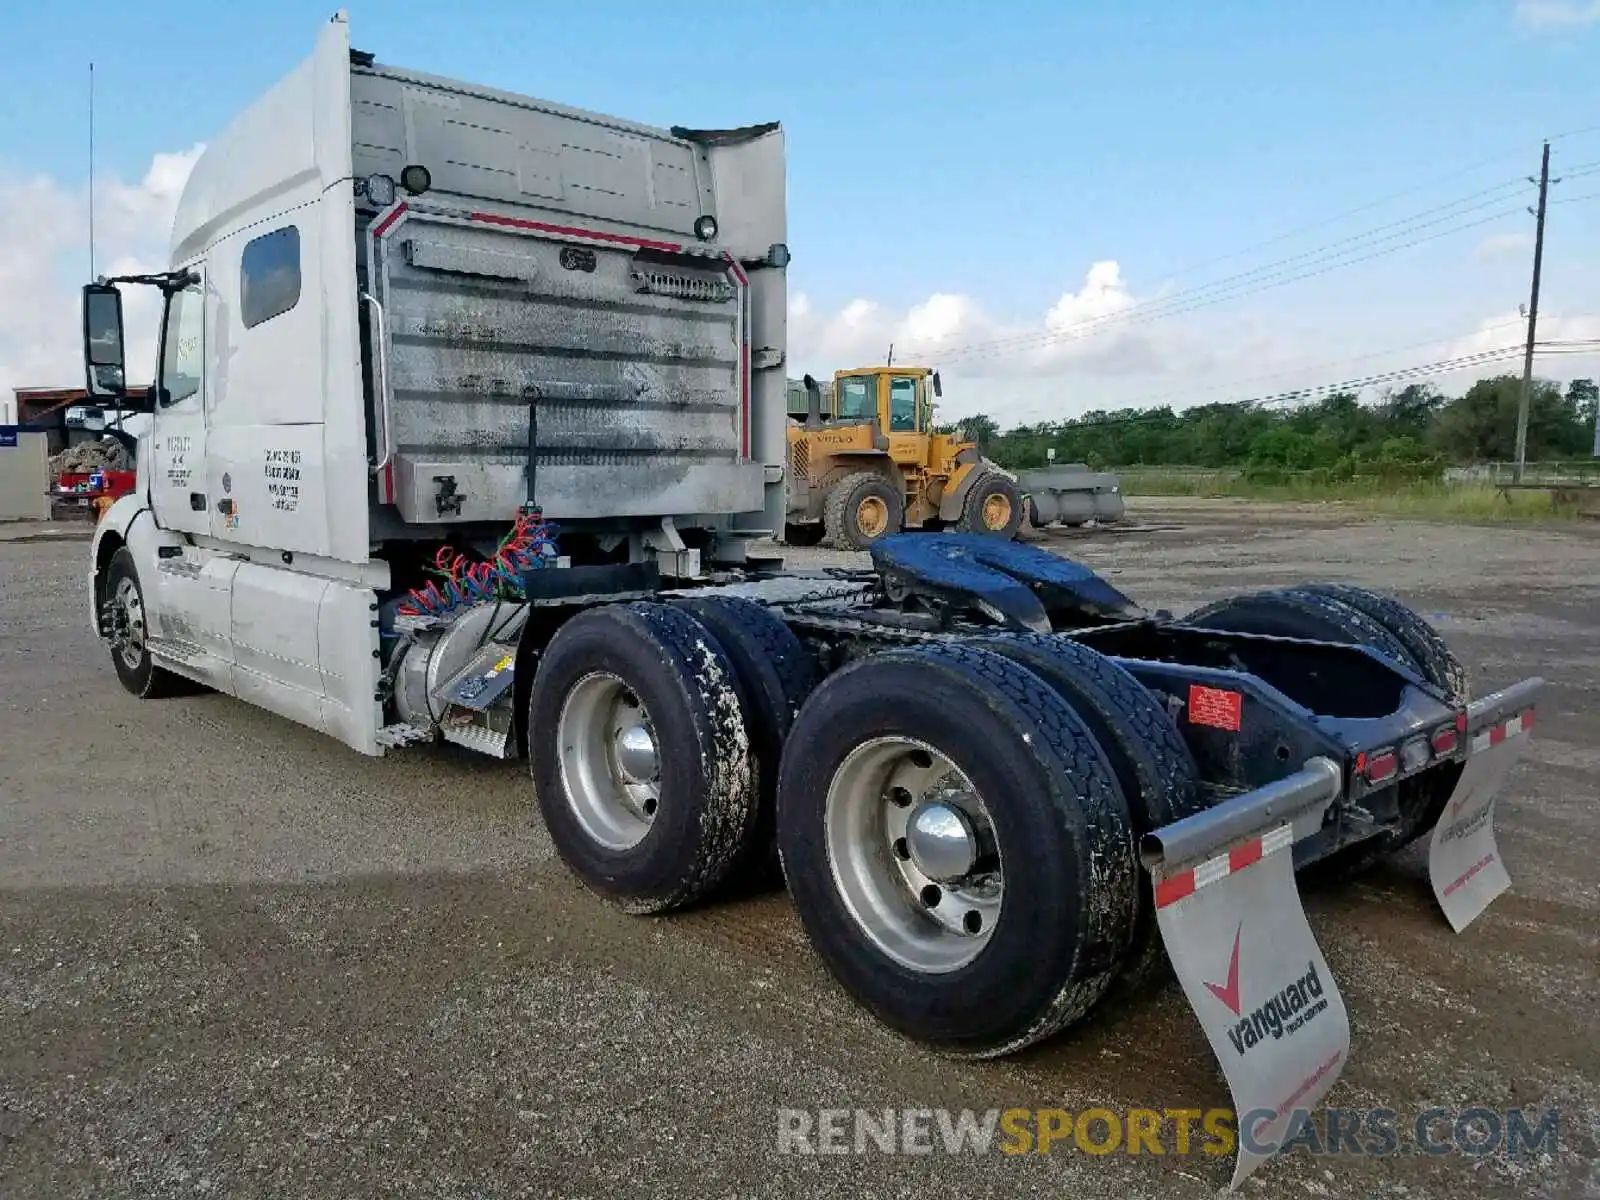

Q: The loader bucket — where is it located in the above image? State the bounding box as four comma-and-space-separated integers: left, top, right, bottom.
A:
1141, 757, 1351, 1190
1428, 678, 1543, 932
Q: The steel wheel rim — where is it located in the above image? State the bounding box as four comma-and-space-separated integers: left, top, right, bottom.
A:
857, 495, 889, 538
557, 672, 661, 851
110, 576, 146, 670
983, 492, 1012, 530
824, 736, 1003, 974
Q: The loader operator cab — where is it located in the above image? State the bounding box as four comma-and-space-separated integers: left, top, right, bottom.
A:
830, 367, 940, 432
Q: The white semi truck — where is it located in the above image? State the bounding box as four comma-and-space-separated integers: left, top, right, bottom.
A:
81, 15, 1543, 1188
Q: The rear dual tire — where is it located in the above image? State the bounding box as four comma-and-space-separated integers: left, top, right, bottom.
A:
529, 598, 820, 912
1187, 583, 1468, 867
776, 643, 1140, 1057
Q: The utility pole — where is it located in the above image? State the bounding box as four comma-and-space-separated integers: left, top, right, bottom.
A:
886, 343, 894, 367
1514, 141, 1553, 482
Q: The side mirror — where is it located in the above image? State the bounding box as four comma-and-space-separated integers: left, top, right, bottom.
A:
82, 283, 127, 399
932, 371, 943, 398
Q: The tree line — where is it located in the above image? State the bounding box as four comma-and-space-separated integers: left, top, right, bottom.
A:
949, 375, 1599, 479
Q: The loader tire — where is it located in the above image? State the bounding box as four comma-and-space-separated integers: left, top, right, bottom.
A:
824, 472, 904, 550
529, 602, 757, 914
1295, 583, 1467, 705
977, 633, 1204, 992
105, 548, 186, 699
957, 472, 1024, 539
783, 521, 826, 547
776, 643, 1137, 1057
671, 596, 821, 882
1185, 587, 1422, 677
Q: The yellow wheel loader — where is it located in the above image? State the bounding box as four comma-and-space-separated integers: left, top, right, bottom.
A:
784, 367, 1022, 549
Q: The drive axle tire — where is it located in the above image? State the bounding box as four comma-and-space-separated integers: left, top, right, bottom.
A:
1296, 583, 1467, 705
1185, 587, 1422, 676
1185, 586, 1459, 871
529, 602, 757, 913
776, 643, 1137, 1057
957, 472, 1024, 539
977, 633, 1204, 991
671, 596, 821, 881
824, 472, 904, 550
104, 548, 184, 699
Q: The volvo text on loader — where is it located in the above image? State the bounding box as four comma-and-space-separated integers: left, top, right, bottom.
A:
79, 14, 1545, 1189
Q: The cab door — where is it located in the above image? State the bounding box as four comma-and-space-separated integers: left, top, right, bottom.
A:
886, 374, 927, 466
149, 272, 211, 537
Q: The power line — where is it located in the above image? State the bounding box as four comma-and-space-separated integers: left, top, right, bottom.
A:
937, 205, 1529, 366
986, 346, 1531, 435
1132, 168, 1531, 285
905, 183, 1532, 363
994, 339, 1597, 436
1023, 319, 1529, 415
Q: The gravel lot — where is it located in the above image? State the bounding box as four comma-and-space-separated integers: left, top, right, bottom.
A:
1, 500, 1596, 1198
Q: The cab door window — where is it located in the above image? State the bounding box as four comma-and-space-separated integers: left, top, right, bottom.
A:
889, 376, 920, 432
159, 281, 204, 406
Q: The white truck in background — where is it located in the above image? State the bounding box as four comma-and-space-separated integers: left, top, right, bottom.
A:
80, 17, 1545, 1190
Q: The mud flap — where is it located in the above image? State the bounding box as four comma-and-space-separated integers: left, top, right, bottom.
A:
1428, 678, 1543, 933
1141, 757, 1350, 1189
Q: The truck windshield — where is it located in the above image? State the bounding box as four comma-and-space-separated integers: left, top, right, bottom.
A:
836, 377, 874, 420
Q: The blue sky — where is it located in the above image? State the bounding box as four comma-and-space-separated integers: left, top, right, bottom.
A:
2, 1, 1597, 421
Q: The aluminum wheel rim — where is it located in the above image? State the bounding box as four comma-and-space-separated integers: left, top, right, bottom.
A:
983, 492, 1013, 530
557, 672, 661, 851
110, 576, 146, 671
857, 495, 889, 538
824, 736, 1003, 974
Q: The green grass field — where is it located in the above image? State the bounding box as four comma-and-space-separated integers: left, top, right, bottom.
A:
1115, 469, 1584, 522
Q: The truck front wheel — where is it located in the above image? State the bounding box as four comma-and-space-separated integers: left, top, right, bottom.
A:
104, 549, 184, 699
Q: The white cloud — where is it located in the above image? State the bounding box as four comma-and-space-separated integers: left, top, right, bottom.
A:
1476, 230, 1533, 260
0, 146, 202, 401
1515, 0, 1600, 29
788, 260, 1247, 423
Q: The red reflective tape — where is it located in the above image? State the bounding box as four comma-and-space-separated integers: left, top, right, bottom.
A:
1489, 724, 1507, 746
1188, 684, 1243, 731
467, 211, 682, 253
372, 202, 408, 240
1520, 708, 1535, 731
380, 462, 394, 500
1228, 837, 1264, 873
723, 252, 748, 286
1155, 871, 1197, 909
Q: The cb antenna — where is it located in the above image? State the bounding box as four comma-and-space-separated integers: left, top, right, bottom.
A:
88, 61, 96, 280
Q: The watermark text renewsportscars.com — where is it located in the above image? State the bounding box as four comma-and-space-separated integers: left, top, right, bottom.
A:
776, 1105, 1560, 1159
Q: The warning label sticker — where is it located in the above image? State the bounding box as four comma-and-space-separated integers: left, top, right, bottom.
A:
1190, 684, 1244, 731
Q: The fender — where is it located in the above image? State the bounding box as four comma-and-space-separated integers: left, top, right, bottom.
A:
937, 456, 1018, 523
88, 496, 184, 639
